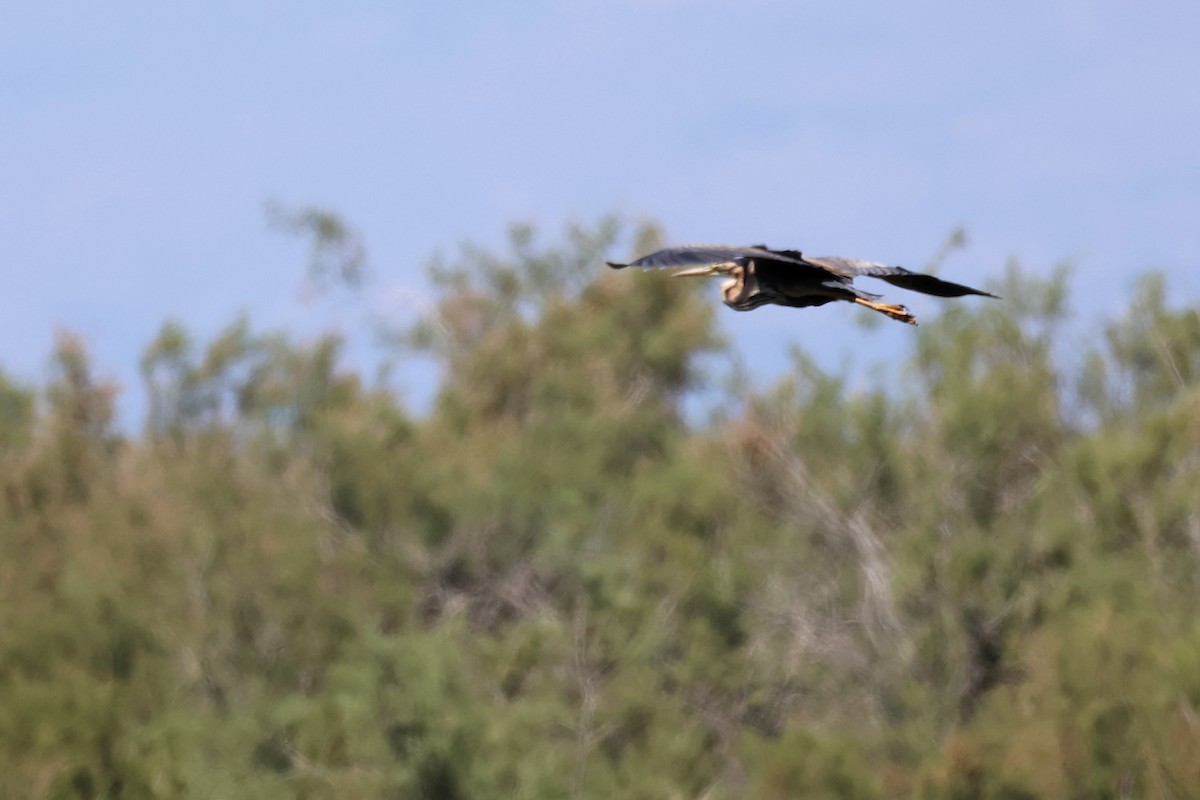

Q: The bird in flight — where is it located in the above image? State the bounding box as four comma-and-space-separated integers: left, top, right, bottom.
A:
607, 245, 997, 325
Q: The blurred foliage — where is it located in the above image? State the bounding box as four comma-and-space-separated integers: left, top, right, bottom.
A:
2, 217, 1199, 798
266, 201, 369, 295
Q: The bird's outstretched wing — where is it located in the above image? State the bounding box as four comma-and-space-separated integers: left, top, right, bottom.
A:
607, 245, 808, 270
805, 256, 999, 299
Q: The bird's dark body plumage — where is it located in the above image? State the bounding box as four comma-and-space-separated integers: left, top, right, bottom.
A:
607, 244, 997, 325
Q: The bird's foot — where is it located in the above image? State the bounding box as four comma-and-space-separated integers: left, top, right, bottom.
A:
854, 298, 918, 325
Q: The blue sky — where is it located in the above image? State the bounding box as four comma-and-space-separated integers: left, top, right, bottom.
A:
4, 1, 1199, 425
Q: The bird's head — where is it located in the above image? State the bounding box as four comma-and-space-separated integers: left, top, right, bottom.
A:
672, 262, 758, 309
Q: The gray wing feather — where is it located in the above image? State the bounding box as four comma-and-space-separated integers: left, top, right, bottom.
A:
607, 245, 807, 270
809, 256, 998, 298
806, 256, 899, 277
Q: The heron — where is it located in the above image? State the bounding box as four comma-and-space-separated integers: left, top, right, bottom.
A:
607, 245, 998, 325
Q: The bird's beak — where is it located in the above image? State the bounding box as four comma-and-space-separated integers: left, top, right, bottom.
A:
671, 264, 730, 278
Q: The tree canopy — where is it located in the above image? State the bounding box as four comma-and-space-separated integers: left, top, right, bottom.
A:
2, 217, 1199, 798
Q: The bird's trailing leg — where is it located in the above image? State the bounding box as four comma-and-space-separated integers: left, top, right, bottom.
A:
854, 297, 918, 325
